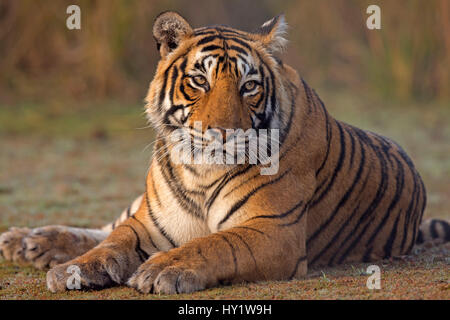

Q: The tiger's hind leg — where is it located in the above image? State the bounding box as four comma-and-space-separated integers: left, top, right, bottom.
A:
0, 226, 108, 269
0, 227, 31, 264
0, 195, 143, 269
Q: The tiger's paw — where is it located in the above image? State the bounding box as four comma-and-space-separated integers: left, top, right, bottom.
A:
0, 227, 31, 264
46, 246, 138, 293
127, 251, 207, 294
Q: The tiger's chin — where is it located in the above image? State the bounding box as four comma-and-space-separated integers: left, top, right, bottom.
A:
169, 150, 241, 170
183, 162, 241, 177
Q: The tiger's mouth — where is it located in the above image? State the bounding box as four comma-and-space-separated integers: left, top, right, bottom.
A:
164, 125, 280, 175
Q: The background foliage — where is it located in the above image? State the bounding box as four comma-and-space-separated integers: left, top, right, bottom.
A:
0, 0, 449, 104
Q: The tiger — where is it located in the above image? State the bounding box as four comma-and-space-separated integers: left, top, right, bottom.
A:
0, 11, 448, 294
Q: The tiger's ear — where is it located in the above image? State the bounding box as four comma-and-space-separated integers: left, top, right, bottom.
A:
254, 14, 288, 53
153, 11, 193, 57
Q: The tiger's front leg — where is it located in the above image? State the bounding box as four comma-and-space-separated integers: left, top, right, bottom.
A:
46, 213, 157, 292
128, 212, 308, 294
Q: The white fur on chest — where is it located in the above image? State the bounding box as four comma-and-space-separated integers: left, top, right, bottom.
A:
152, 166, 211, 246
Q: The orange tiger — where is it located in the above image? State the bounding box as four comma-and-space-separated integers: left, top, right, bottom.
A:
1, 12, 447, 294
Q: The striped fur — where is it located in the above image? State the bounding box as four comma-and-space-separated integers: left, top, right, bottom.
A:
101, 195, 144, 233
1, 12, 447, 294
416, 219, 450, 244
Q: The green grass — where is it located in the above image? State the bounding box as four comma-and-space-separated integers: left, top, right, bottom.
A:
0, 100, 148, 138
0, 92, 449, 299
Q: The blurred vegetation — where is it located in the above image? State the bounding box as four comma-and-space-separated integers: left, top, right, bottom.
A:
0, 0, 449, 105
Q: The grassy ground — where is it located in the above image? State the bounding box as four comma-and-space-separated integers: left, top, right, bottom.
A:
0, 92, 449, 299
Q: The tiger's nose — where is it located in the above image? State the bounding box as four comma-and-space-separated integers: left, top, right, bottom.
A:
215, 127, 228, 142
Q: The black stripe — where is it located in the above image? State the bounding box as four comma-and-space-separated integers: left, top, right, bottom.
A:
223, 36, 252, 50
223, 172, 261, 198
131, 215, 159, 251
169, 66, 179, 104
145, 193, 176, 247
335, 134, 390, 264
395, 146, 421, 251
325, 130, 379, 264
400, 166, 418, 251
365, 155, 405, 248
338, 215, 375, 265
182, 164, 199, 176
225, 231, 260, 274
280, 204, 309, 227
289, 255, 307, 280
227, 56, 239, 77
247, 199, 304, 222
441, 220, 450, 241
196, 173, 228, 190
233, 226, 267, 236
217, 234, 238, 276
310, 120, 346, 208
179, 82, 195, 102
251, 50, 277, 130
114, 224, 150, 262
382, 209, 402, 258
215, 26, 249, 37
201, 45, 223, 52
430, 219, 439, 238
205, 165, 253, 213
347, 126, 356, 167
218, 169, 291, 227
194, 30, 217, 36
158, 55, 187, 107
229, 45, 248, 55
259, 60, 277, 130
159, 68, 170, 106
317, 163, 373, 266
416, 230, 424, 244
197, 35, 223, 46
407, 175, 425, 252
302, 79, 313, 114
279, 82, 297, 146
362, 246, 373, 262
308, 137, 366, 263
163, 104, 188, 126
157, 144, 204, 218
151, 177, 162, 208
31, 251, 46, 262
413, 178, 427, 246
214, 56, 225, 78
315, 98, 332, 177
310, 135, 365, 239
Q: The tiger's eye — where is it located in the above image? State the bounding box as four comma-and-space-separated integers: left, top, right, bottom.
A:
193, 75, 207, 86
243, 80, 256, 91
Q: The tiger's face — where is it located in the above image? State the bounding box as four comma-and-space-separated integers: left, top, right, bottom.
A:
145, 12, 289, 169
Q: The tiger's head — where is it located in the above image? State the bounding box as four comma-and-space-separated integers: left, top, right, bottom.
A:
145, 12, 295, 171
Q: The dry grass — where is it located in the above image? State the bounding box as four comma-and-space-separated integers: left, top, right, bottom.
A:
1, 255, 448, 300
0, 92, 449, 299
